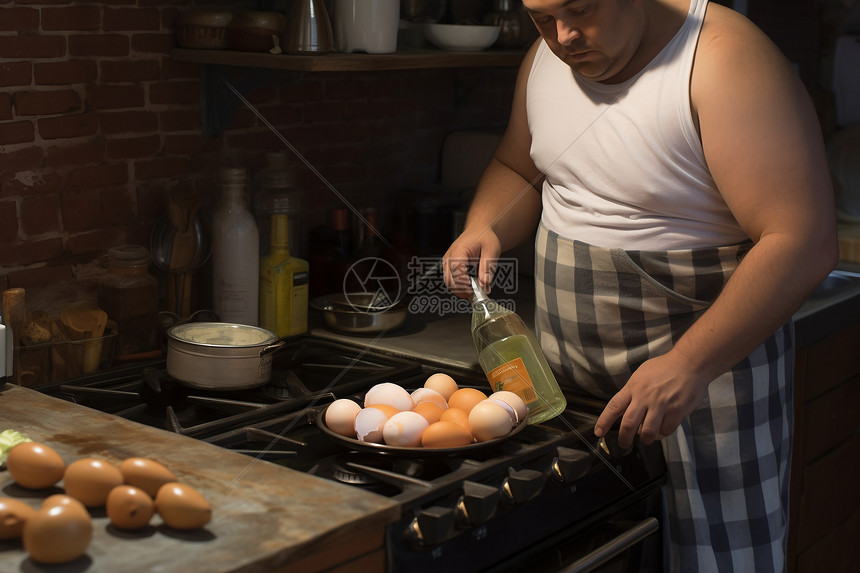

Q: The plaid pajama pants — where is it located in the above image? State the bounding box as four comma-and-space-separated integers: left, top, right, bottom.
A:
534, 223, 793, 573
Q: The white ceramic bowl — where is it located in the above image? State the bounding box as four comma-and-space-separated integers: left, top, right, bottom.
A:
423, 23, 500, 52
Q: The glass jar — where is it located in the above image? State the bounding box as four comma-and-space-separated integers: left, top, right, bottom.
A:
97, 245, 159, 356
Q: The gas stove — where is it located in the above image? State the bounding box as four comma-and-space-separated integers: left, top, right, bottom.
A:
39, 336, 665, 573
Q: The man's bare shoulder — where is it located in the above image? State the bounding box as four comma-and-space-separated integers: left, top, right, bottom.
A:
696, 3, 790, 76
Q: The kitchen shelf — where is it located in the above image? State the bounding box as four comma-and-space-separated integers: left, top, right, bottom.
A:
170, 47, 527, 72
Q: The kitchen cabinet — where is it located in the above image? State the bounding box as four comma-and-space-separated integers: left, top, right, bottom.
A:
789, 318, 860, 572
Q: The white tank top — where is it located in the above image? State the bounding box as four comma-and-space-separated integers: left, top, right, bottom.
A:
527, 0, 748, 249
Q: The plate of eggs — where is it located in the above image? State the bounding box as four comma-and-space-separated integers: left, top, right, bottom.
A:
317, 373, 530, 456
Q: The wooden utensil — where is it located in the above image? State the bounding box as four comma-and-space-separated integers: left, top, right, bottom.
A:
167, 188, 202, 319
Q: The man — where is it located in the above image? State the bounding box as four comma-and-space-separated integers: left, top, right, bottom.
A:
443, 0, 838, 571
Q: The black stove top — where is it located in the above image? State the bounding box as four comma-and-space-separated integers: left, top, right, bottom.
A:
38, 335, 667, 573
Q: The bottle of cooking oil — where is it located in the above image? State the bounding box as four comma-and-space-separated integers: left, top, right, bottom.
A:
470, 276, 566, 424
259, 214, 309, 337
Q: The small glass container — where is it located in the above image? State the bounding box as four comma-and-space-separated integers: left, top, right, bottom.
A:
97, 245, 159, 356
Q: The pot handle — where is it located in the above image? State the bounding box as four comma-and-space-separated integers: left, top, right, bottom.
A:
259, 339, 286, 358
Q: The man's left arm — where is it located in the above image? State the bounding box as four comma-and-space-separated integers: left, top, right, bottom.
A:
595, 7, 839, 448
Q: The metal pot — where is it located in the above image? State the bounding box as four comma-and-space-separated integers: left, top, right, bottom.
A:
311, 293, 408, 334
165, 322, 284, 390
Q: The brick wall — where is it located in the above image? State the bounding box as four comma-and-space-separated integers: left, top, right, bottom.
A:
0, 0, 826, 304
0, 1, 517, 299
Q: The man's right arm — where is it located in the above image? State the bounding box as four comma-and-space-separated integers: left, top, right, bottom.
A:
443, 40, 545, 297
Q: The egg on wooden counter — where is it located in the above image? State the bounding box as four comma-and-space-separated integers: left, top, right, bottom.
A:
154, 482, 212, 530
120, 457, 178, 498
23, 495, 92, 564
63, 458, 124, 507
0, 498, 36, 539
106, 485, 155, 530
5, 442, 66, 489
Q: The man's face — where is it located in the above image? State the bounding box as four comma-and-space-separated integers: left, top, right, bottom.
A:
524, 0, 644, 83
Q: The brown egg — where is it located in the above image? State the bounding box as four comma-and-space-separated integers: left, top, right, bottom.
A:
468, 400, 514, 442
155, 482, 212, 530
6, 442, 66, 489
0, 498, 36, 539
421, 421, 474, 448
424, 372, 459, 401
440, 407, 472, 433
120, 457, 178, 497
23, 496, 92, 564
448, 388, 488, 414
63, 458, 124, 507
413, 401, 444, 425
41, 494, 88, 512
106, 485, 155, 530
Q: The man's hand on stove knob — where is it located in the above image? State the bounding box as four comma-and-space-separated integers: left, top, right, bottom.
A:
593, 352, 710, 449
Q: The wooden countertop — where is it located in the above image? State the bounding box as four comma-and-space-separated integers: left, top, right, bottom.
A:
0, 385, 400, 573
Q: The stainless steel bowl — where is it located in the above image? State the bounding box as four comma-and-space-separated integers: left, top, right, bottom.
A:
311, 293, 408, 334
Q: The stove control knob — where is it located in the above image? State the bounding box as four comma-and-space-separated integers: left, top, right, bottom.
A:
599, 430, 634, 459
552, 446, 593, 483
406, 506, 455, 547
455, 481, 499, 526
500, 468, 546, 504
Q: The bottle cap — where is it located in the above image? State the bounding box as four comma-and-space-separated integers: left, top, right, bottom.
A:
219, 167, 247, 185
469, 276, 489, 303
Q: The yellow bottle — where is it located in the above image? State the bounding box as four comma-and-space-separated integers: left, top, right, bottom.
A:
259, 214, 309, 337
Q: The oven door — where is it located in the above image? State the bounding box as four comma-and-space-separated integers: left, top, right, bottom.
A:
495, 493, 663, 573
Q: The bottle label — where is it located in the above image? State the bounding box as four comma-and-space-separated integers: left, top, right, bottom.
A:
486, 357, 538, 405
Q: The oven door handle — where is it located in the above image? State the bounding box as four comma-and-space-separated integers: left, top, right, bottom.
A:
560, 517, 660, 573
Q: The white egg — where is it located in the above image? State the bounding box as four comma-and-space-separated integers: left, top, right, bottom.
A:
382, 411, 429, 447
485, 398, 518, 425
468, 401, 514, 442
325, 399, 362, 438
364, 382, 415, 411
488, 391, 529, 423
424, 372, 459, 401
354, 407, 391, 443
410, 387, 449, 411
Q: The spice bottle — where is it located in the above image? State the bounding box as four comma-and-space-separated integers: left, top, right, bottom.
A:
470, 276, 567, 424
97, 245, 158, 356
259, 214, 309, 337
212, 167, 260, 326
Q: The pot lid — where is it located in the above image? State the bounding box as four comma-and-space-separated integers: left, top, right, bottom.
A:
168, 322, 278, 347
